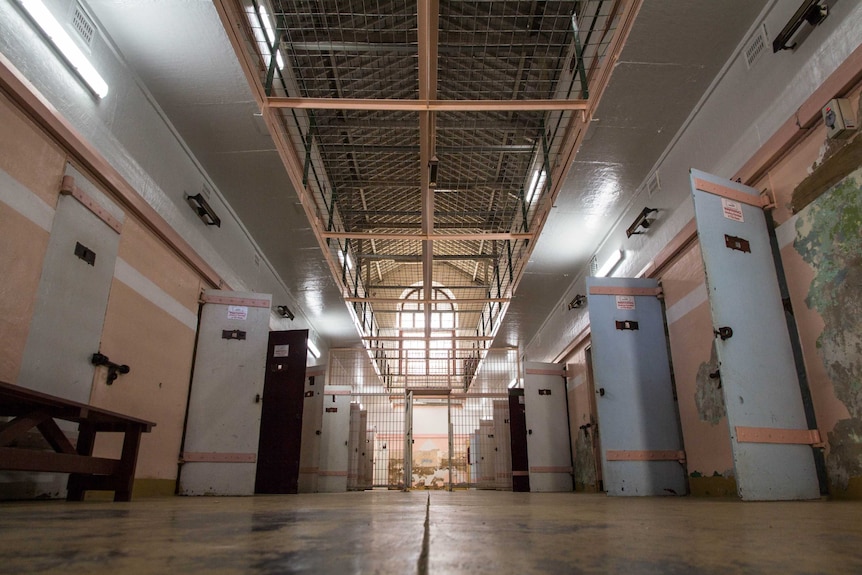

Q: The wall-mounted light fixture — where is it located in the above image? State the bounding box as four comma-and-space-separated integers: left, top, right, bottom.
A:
185, 193, 221, 227
307, 339, 321, 359
626, 207, 659, 237
595, 249, 624, 277
276, 305, 295, 320
428, 156, 439, 187
16, 0, 109, 98
567, 294, 586, 310
773, 0, 828, 52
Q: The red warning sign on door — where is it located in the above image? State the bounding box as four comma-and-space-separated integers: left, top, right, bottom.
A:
721, 198, 744, 222
615, 295, 635, 310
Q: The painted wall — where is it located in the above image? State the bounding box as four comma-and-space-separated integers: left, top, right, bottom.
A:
660, 243, 735, 496
533, 3, 862, 498
749, 87, 862, 497
0, 0, 329, 498
530, 1, 862, 363
0, 0, 329, 355
566, 351, 600, 492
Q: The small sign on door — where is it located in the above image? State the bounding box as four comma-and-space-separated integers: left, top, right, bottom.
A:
273, 344, 290, 357
227, 305, 248, 320
615, 295, 636, 310
721, 198, 744, 222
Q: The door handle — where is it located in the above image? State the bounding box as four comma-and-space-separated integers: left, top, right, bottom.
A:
714, 326, 733, 340
255, 393, 262, 403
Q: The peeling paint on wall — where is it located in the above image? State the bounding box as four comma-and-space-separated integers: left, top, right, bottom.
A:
793, 168, 862, 490
695, 343, 726, 425
573, 423, 597, 491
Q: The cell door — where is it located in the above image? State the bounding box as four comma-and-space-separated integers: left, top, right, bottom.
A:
317, 385, 351, 493
690, 169, 819, 500
178, 290, 271, 496
18, 164, 124, 403
587, 277, 686, 496
508, 388, 530, 492
255, 329, 308, 494
523, 362, 572, 492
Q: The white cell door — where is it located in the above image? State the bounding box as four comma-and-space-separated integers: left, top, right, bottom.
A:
690, 168, 819, 500
317, 385, 351, 493
18, 164, 123, 403
524, 362, 572, 492
178, 290, 271, 496
587, 277, 686, 496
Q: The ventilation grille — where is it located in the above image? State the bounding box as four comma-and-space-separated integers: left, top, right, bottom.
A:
71, 3, 96, 48
589, 255, 598, 276
744, 24, 768, 69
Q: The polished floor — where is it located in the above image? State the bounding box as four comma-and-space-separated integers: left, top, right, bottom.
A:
1, 491, 860, 574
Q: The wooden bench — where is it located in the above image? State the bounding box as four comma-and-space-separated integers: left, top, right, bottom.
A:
0, 380, 155, 501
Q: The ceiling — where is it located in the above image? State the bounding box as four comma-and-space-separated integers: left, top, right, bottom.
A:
85, 0, 768, 386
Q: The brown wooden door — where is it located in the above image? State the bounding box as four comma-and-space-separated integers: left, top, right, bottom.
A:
508, 388, 530, 492
255, 330, 308, 494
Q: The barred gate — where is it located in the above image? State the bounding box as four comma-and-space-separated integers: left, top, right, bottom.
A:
326, 348, 518, 490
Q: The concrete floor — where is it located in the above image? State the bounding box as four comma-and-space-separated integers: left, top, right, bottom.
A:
1, 492, 860, 574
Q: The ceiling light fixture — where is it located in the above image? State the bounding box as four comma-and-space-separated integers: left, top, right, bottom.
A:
567, 294, 586, 310
276, 305, 294, 320
525, 169, 547, 205
17, 0, 109, 98
185, 193, 221, 227
253, 2, 284, 69
773, 0, 828, 52
625, 207, 658, 237
595, 249, 624, 277
307, 339, 321, 359
428, 156, 439, 187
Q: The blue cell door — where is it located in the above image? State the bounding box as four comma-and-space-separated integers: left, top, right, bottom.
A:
587, 277, 687, 496
690, 168, 819, 500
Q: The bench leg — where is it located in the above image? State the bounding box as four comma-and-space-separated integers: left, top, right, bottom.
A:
66, 422, 96, 501
114, 425, 143, 502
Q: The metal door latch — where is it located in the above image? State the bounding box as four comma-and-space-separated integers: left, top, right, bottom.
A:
714, 326, 733, 340
597, 388, 605, 397
724, 234, 751, 253
615, 320, 639, 331
91, 353, 129, 384
222, 329, 246, 340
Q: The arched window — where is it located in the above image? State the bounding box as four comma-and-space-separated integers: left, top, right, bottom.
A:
398, 284, 457, 380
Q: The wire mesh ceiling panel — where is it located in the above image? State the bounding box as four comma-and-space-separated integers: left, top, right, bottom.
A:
219, 0, 629, 385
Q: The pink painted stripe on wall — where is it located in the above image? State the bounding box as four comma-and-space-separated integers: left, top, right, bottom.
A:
530, 466, 573, 474
525, 369, 565, 376
735, 426, 821, 445
588, 286, 661, 297
606, 450, 685, 462
181, 452, 256, 463
201, 294, 271, 308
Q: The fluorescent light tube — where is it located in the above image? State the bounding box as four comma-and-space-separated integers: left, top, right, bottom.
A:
307, 339, 321, 359
257, 4, 284, 69
18, 0, 109, 98
595, 249, 624, 277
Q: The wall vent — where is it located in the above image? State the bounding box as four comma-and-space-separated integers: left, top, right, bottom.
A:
744, 24, 768, 69
70, 3, 96, 49
589, 255, 598, 276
